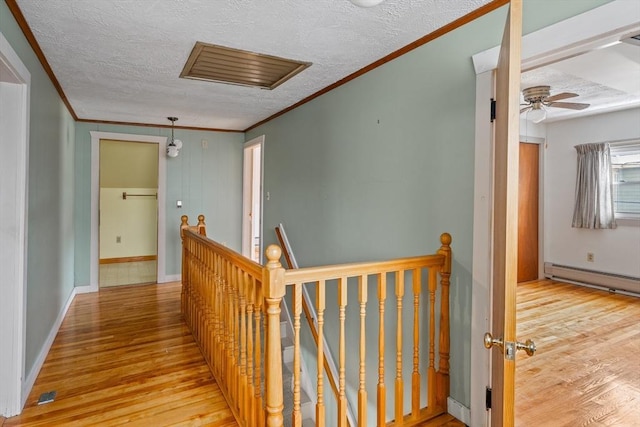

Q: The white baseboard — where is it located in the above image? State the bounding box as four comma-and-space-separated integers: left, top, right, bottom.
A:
74, 283, 98, 294
162, 274, 181, 283
22, 286, 77, 407
448, 397, 470, 426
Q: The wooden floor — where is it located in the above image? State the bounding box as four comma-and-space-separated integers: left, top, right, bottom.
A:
4, 282, 238, 427
516, 280, 640, 427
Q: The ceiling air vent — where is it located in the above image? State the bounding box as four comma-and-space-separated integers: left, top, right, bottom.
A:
180, 42, 311, 90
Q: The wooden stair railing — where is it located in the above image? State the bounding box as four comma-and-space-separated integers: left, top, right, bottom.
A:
180, 215, 452, 427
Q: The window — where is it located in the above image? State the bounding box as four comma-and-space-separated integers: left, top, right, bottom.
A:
611, 142, 640, 220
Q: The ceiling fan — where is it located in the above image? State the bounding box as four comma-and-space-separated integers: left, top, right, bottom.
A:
520, 85, 590, 123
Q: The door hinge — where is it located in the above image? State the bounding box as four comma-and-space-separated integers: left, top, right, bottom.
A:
490, 98, 496, 122
486, 386, 492, 410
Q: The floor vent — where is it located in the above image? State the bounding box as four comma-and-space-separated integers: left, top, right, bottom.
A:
37, 391, 56, 405
544, 262, 640, 295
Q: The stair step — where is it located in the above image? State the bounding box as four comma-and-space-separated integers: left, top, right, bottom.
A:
282, 355, 314, 423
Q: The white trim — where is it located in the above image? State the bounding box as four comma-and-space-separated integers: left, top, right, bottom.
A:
22, 287, 77, 407
90, 132, 168, 291
471, 2, 637, 426
0, 30, 30, 417
470, 70, 493, 427
242, 135, 265, 262
448, 397, 471, 426
472, 1, 640, 74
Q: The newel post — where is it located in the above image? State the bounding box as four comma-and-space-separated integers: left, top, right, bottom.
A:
180, 215, 189, 240
196, 214, 206, 236
436, 233, 452, 408
264, 245, 286, 426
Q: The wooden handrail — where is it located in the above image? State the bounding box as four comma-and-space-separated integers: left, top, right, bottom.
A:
180, 215, 452, 427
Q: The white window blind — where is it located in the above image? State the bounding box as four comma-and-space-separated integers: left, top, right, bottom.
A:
611, 141, 640, 219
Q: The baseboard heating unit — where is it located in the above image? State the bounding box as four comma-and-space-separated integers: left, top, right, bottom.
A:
544, 263, 640, 296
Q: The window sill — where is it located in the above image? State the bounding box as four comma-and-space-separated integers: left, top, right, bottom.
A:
616, 217, 640, 227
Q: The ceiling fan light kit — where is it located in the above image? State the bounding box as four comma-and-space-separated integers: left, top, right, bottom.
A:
527, 104, 547, 123
520, 85, 590, 122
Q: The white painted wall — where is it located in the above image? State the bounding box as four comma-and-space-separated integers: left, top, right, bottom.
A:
544, 108, 640, 278
99, 188, 158, 259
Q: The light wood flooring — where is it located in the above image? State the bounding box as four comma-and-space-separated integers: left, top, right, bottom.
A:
516, 280, 640, 427
3, 282, 237, 427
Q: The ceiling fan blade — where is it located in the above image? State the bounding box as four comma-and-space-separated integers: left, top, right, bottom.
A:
547, 101, 590, 110
520, 106, 532, 113
545, 92, 579, 102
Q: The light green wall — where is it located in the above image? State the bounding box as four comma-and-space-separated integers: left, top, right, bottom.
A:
1, 1, 76, 376
74, 123, 245, 284
247, 0, 612, 409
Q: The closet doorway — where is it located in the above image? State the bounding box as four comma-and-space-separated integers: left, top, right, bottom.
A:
99, 140, 158, 287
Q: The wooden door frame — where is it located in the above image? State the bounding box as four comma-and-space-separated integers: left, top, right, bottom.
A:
0, 30, 30, 417
470, 2, 640, 426
87, 131, 168, 293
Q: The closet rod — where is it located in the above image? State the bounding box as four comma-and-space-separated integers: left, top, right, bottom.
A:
122, 192, 158, 200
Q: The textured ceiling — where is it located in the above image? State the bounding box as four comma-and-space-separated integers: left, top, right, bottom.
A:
13, 1, 640, 130
521, 41, 640, 122
14, 0, 493, 130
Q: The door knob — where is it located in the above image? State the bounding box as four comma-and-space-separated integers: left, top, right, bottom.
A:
484, 332, 503, 350
484, 332, 536, 357
516, 338, 536, 356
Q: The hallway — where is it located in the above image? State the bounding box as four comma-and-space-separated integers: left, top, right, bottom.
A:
4, 282, 237, 426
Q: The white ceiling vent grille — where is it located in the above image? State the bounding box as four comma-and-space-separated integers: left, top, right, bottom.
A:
180, 42, 311, 90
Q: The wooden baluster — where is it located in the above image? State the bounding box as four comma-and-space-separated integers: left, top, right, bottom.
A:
436, 233, 452, 408
212, 253, 219, 377
239, 270, 248, 421
377, 273, 386, 427
225, 260, 234, 401
264, 245, 285, 427
427, 267, 437, 409
338, 277, 348, 427
316, 280, 326, 427
246, 275, 255, 427
395, 271, 404, 426
254, 281, 264, 427
411, 268, 421, 418
358, 275, 368, 427
292, 282, 302, 427
233, 265, 240, 412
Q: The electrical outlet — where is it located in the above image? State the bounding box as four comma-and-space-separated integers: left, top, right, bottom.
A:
116, 236, 121, 243
587, 252, 594, 262
201, 139, 208, 149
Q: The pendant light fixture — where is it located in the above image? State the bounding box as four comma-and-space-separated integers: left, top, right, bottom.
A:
167, 117, 183, 158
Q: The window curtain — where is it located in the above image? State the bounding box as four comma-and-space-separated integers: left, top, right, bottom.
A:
572, 142, 617, 229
